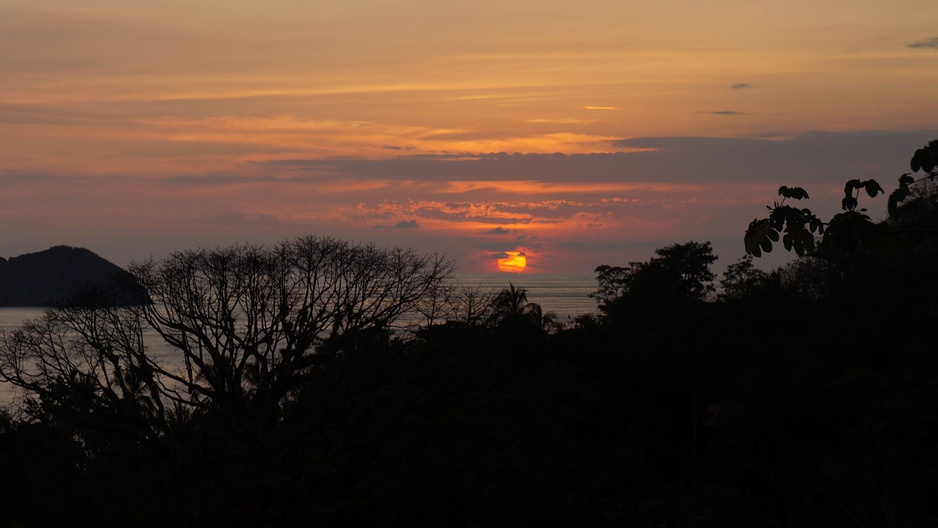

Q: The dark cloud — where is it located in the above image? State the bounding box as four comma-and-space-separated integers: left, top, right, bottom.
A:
246, 130, 938, 188
491, 250, 525, 259
907, 37, 938, 49
700, 110, 746, 116
372, 220, 419, 229
166, 172, 289, 185
730, 83, 752, 90
609, 130, 938, 184
485, 227, 511, 235
1, 169, 61, 185
518, 238, 542, 249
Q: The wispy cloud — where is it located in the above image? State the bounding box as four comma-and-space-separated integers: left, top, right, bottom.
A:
700, 110, 746, 116
372, 219, 419, 229
907, 37, 938, 49
730, 83, 752, 90
5, 130, 936, 273
525, 118, 597, 124
584, 106, 616, 110
0, 169, 69, 186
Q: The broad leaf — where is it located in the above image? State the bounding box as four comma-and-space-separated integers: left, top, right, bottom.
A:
744, 218, 778, 257
912, 143, 938, 173
863, 179, 884, 198
887, 184, 910, 219
778, 186, 809, 200
843, 179, 862, 195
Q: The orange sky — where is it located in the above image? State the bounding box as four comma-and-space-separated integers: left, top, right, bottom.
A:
2, 0, 938, 273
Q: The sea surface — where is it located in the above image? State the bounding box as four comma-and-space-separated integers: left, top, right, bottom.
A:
454, 273, 597, 320
0, 274, 598, 406
0, 274, 597, 331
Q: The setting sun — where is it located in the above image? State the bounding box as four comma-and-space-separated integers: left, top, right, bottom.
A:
497, 251, 527, 273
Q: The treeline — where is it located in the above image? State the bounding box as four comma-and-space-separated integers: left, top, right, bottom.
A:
1, 142, 937, 527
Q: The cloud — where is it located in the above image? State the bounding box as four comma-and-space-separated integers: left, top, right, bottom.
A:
525, 118, 597, 124
493, 250, 525, 259
584, 106, 616, 110
907, 37, 938, 49
248, 130, 938, 189
371, 219, 420, 229
700, 110, 746, 116
0, 169, 66, 186
730, 83, 752, 90
8, 129, 936, 274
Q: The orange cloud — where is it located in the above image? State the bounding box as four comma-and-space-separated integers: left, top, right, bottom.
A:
438, 180, 704, 195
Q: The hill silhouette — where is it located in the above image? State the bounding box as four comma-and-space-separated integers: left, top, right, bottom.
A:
0, 246, 137, 306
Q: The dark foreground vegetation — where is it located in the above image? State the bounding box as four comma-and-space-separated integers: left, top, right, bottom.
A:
1, 141, 937, 527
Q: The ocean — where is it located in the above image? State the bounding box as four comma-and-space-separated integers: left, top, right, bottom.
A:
0, 274, 598, 406
0, 274, 598, 332
454, 273, 598, 320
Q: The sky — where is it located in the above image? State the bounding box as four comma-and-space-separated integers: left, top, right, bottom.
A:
2, 0, 938, 274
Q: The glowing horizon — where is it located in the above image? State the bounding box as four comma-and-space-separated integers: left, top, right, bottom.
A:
2, 1, 937, 273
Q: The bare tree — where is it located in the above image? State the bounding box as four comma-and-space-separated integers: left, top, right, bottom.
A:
451, 284, 497, 327
0, 289, 168, 443
1, 236, 454, 436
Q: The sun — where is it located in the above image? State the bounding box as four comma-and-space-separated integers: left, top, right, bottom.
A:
497, 251, 527, 273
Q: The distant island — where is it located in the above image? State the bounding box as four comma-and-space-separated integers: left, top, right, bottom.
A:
0, 246, 138, 306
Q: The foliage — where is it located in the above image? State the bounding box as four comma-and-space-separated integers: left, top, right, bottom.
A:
490, 282, 558, 333
744, 186, 825, 257
746, 139, 938, 259
593, 241, 717, 311
718, 255, 773, 301
0, 236, 454, 441
888, 140, 938, 222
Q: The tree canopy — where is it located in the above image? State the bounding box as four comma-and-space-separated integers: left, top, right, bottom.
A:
0, 236, 454, 437
592, 241, 717, 312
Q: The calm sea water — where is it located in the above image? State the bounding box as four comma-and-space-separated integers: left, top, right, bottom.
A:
0, 275, 598, 406
0, 307, 47, 333
454, 273, 598, 320
0, 274, 597, 332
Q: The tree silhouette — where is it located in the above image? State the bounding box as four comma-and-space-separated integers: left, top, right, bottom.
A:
492, 282, 531, 319
490, 282, 555, 330
719, 254, 774, 301
746, 139, 938, 260
593, 241, 717, 313
0, 236, 454, 440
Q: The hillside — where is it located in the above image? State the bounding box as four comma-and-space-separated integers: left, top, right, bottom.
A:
0, 246, 138, 306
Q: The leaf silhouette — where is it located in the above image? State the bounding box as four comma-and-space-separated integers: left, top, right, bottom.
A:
778, 186, 809, 200
863, 180, 884, 198
745, 218, 778, 257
